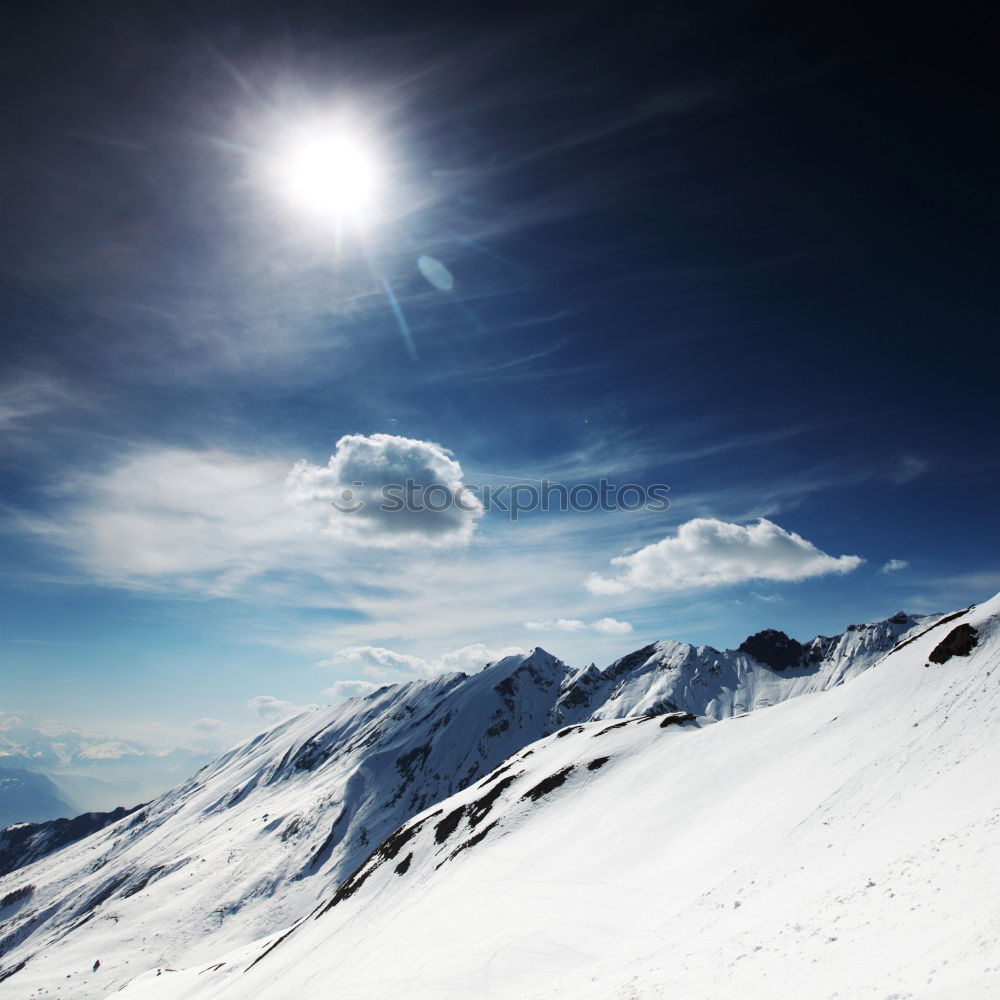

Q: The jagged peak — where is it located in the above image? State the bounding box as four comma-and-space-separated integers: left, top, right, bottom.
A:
738, 628, 804, 672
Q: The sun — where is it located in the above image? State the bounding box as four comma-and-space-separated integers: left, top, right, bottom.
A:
276, 129, 380, 223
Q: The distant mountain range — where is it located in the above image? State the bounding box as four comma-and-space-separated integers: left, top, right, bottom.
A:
2, 603, 983, 998
0, 712, 215, 825
0, 768, 74, 830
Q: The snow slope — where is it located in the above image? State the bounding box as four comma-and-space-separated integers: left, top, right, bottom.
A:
0, 650, 569, 997
110, 596, 1000, 1000
0, 609, 950, 997
0, 806, 139, 878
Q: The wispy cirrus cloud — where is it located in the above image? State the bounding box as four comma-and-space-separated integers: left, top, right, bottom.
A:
191, 717, 224, 732
23, 434, 482, 592
0, 376, 79, 431
888, 456, 929, 485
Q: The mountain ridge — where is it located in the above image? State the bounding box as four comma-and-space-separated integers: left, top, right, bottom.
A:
0, 607, 947, 997
109, 594, 1000, 1000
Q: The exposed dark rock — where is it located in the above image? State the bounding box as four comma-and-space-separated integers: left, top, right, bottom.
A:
592, 716, 656, 737
0, 961, 27, 983
0, 884, 34, 908
394, 852, 412, 875
521, 766, 574, 802
319, 811, 441, 914
587, 757, 610, 771
606, 644, 658, 678
120, 866, 166, 899
484, 718, 510, 739
77, 871, 133, 916
290, 741, 333, 773
0, 805, 141, 879
434, 805, 466, 844
659, 712, 696, 728
558, 685, 591, 708
280, 816, 303, 842
738, 629, 804, 671
929, 624, 979, 664
441, 820, 499, 867
478, 761, 516, 788
394, 743, 431, 782
892, 606, 974, 655
466, 774, 519, 829
592, 719, 632, 737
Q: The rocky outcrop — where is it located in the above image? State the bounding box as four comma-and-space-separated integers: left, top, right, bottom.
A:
737, 629, 805, 671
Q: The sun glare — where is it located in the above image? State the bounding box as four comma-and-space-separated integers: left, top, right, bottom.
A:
277, 130, 380, 223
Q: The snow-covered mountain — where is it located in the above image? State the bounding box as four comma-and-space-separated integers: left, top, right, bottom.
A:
0, 769, 75, 830
0, 806, 141, 879
554, 611, 933, 722
114, 595, 1000, 1000
0, 605, 974, 998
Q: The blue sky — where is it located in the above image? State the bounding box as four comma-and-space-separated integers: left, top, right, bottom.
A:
1, 2, 997, 748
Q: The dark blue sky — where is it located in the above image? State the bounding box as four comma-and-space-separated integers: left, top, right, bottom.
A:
1, 1, 997, 744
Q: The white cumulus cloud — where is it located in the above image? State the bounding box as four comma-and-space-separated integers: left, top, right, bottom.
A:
287, 432, 481, 547
524, 617, 633, 635
328, 646, 433, 679
322, 679, 382, 705
437, 643, 525, 673
524, 618, 587, 632
28, 434, 481, 591
322, 642, 525, 681
246, 695, 311, 722
587, 517, 863, 594
880, 558, 910, 574
591, 617, 634, 635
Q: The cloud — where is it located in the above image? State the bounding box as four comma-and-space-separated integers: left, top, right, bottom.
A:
587, 518, 863, 594
880, 558, 910, 574
524, 617, 633, 635
322, 679, 382, 705
287, 432, 482, 547
524, 618, 587, 632
591, 617, 634, 635
246, 695, 309, 722
28, 433, 481, 589
0, 375, 79, 432
888, 456, 929, 484
191, 717, 224, 732
322, 641, 525, 681
437, 643, 525, 673
328, 646, 433, 680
